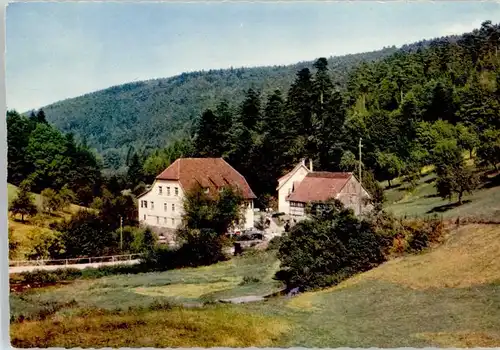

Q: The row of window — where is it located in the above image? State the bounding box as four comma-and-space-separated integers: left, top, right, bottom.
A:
142, 214, 177, 226
140, 200, 176, 212
159, 186, 225, 196
158, 186, 179, 196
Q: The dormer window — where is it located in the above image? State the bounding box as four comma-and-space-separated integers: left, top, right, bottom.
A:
219, 187, 224, 193
204, 188, 210, 194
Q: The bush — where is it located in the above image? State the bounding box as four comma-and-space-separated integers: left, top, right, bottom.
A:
175, 228, 230, 268
275, 199, 385, 291
266, 236, 282, 251
367, 211, 446, 257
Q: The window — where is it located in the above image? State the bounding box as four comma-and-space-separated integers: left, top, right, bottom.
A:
156, 216, 159, 224
140, 200, 144, 208
167, 187, 171, 196
142, 200, 147, 208
151, 201, 154, 210
164, 217, 167, 224
172, 203, 175, 212
171, 218, 175, 226
175, 187, 179, 196
158, 186, 162, 195
143, 214, 146, 220
164, 203, 167, 212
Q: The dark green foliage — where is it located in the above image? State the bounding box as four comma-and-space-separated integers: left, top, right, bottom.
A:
40, 188, 62, 214
7, 110, 102, 206
98, 190, 138, 231
275, 199, 385, 290
181, 184, 245, 236
126, 153, 144, 189
39, 48, 399, 170
174, 228, 229, 268
55, 210, 117, 258
10, 180, 38, 222
476, 128, 500, 170
432, 139, 479, 204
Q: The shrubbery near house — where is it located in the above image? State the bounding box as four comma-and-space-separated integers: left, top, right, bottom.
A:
275, 199, 447, 291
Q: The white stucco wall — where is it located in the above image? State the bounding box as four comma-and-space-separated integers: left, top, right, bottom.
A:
243, 201, 255, 229
137, 180, 185, 229
277, 166, 310, 214
138, 180, 255, 231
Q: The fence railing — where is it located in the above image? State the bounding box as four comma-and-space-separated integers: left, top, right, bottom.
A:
9, 253, 144, 267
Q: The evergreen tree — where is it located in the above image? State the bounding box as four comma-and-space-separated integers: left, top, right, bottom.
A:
126, 153, 144, 189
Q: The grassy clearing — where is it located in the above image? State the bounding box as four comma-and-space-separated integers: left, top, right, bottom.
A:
9, 250, 282, 320
384, 168, 500, 220
11, 306, 290, 348
8, 183, 86, 260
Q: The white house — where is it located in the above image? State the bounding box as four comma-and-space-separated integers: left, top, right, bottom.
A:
137, 158, 256, 233
278, 159, 372, 219
276, 159, 312, 214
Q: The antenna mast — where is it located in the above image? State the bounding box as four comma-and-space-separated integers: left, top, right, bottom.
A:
359, 137, 363, 216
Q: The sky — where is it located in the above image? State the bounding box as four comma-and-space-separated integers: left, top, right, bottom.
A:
6, 1, 500, 112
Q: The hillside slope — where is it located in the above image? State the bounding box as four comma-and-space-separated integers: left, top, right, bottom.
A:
38, 48, 399, 165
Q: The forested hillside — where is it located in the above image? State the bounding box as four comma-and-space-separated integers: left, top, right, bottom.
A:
36, 47, 399, 169
184, 20, 500, 205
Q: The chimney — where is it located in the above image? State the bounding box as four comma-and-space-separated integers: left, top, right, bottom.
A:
301, 158, 306, 166
309, 159, 313, 172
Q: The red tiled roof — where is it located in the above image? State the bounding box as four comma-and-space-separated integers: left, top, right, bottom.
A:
287, 172, 352, 203
156, 158, 256, 199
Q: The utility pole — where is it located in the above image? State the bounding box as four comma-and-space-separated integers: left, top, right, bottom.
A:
120, 216, 123, 252
359, 137, 363, 216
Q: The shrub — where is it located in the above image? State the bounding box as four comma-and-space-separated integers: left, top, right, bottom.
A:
175, 228, 230, 268
275, 199, 385, 291
266, 236, 282, 251
240, 276, 261, 285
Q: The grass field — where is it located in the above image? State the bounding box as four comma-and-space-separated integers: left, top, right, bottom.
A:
10, 223, 500, 347
384, 165, 500, 220
8, 183, 85, 260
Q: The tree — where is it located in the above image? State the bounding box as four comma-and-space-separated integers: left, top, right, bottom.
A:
476, 128, 500, 170
435, 166, 479, 204
376, 152, 404, 187
7, 110, 35, 185
455, 123, 479, 158
10, 181, 38, 222
56, 210, 116, 258
181, 184, 245, 235
432, 139, 478, 204
41, 188, 62, 214
126, 153, 144, 189
275, 199, 384, 290
59, 185, 76, 211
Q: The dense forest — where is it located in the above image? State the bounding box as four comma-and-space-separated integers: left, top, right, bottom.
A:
34, 48, 400, 170
153, 20, 500, 206
9, 21, 500, 209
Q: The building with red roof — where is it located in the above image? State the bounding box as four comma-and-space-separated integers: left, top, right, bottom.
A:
137, 158, 256, 232
278, 159, 372, 219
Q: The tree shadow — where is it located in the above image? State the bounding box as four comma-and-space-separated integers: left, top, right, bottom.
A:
427, 200, 472, 214
424, 177, 435, 184
385, 183, 402, 190
482, 173, 500, 189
